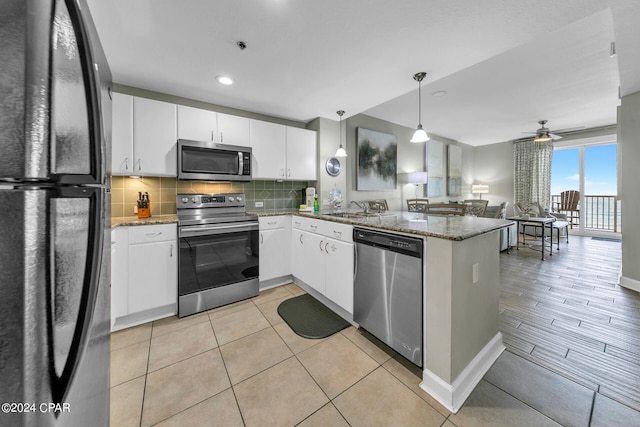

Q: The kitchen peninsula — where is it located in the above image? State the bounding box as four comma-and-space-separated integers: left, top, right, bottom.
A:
270, 210, 513, 413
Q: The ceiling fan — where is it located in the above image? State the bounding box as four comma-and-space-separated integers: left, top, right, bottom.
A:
524, 120, 585, 142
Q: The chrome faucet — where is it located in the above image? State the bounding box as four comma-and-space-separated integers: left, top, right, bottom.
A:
350, 200, 370, 213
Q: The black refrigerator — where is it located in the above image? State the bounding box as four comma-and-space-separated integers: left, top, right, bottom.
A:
0, 0, 112, 426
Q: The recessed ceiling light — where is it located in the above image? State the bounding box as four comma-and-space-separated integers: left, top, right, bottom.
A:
216, 75, 234, 85
432, 90, 447, 97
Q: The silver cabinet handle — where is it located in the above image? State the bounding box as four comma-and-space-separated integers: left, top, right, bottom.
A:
333, 230, 342, 237
145, 232, 163, 238
280, 168, 285, 177
122, 157, 129, 171
220, 132, 223, 142
211, 130, 214, 141
267, 221, 277, 225
136, 158, 142, 171
325, 242, 330, 254
170, 244, 173, 257
319, 239, 324, 251
287, 168, 291, 177
299, 233, 303, 244
260, 233, 264, 244
310, 224, 317, 230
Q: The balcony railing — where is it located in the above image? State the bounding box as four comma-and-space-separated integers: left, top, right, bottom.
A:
551, 194, 621, 233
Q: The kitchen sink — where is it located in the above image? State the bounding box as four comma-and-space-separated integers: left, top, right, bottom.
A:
323, 211, 379, 219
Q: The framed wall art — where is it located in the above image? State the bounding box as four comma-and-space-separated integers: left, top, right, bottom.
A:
356, 128, 397, 190
425, 140, 443, 197
447, 144, 462, 196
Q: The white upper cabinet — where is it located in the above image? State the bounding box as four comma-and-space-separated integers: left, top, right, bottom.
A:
250, 120, 317, 180
177, 107, 250, 147
177, 105, 217, 142
286, 126, 317, 180
217, 113, 250, 147
250, 119, 286, 179
132, 97, 177, 176
111, 93, 134, 175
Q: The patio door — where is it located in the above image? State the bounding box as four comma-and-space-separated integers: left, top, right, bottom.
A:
551, 142, 620, 235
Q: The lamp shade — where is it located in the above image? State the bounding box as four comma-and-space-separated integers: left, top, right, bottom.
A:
410, 126, 430, 143
334, 146, 347, 157
471, 184, 489, 194
408, 171, 428, 184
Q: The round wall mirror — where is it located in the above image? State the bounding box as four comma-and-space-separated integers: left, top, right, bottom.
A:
325, 157, 341, 176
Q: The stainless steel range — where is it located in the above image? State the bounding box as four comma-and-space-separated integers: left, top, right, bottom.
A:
177, 193, 259, 317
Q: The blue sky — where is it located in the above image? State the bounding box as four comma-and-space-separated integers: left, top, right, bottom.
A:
551, 144, 617, 195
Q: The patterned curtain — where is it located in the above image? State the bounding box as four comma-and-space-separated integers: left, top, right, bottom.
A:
513, 139, 554, 210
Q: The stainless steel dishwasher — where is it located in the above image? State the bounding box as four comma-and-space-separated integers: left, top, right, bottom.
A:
353, 228, 424, 367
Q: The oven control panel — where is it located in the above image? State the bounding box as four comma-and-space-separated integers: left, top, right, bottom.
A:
177, 193, 245, 209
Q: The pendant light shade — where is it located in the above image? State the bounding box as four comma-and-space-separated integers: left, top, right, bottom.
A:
335, 110, 347, 157
410, 72, 430, 143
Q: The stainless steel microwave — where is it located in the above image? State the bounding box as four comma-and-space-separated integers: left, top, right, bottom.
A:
177, 139, 252, 181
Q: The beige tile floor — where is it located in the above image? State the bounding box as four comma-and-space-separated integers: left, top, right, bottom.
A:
110, 283, 451, 426
110, 278, 639, 426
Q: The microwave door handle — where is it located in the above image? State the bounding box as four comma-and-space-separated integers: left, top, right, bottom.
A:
238, 152, 244, 175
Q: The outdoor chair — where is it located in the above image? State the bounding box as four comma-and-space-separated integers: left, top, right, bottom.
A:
553, 190, 580, 228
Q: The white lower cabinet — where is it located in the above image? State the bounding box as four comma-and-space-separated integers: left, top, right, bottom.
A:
291, 218, 354, 314
259, 216, 291, 283
324, 237, 354, 314
111, 224, 177, 331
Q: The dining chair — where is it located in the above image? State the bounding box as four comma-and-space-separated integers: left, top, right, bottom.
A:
407, 198, 429, 212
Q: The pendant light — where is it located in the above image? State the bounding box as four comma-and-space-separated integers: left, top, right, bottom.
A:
335, 110, 347, 157
410, 72, 430, 143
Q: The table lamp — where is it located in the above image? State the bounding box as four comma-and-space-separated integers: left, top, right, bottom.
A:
471, 184, 489, 200
408, 172, 428, 199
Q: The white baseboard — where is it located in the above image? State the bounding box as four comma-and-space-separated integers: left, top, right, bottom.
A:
420, 333, 505, 413
619, 274, 640, 292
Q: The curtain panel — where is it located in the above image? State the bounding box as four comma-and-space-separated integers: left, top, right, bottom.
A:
513, 139, 554, 210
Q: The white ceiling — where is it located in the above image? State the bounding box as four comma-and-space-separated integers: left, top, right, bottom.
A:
86, 0, 640, 146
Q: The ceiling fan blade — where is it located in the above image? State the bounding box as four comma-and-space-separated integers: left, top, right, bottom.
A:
553, 126, 586, 133
550, 133, 563, 140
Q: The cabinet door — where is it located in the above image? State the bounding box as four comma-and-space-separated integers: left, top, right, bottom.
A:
110, 227, 129, 328
177, 105, 217, 142
291, 229, 325, 294
286, 127, 317, 180
133, 97, 177, 176
324, 238, 354, 314
259, 228, 290, 281
250, 119, 286, 179
127, 239, 177, 313
111, 93, 134, 175
218, 113, 250, 147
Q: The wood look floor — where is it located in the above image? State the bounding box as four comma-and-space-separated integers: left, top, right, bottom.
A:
499, 235, 640, 411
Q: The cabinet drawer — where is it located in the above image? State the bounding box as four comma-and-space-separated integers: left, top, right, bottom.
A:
259, 215, 290, 230
128, 224, 176, 244
305, 218, 326, 235
291, 216, 307, 230
324, 222, 353, 243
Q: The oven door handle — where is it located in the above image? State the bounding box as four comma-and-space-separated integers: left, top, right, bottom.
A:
179, 222, 259, 237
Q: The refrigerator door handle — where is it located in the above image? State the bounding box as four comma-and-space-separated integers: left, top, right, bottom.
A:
50, 187, 105, 406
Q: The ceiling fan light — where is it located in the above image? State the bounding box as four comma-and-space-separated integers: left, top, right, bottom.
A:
534, 134, 551, 143
411, 125, 430, 143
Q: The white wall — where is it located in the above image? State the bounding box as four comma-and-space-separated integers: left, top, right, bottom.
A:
340, 114, 474, 211
619, 90, 640, 289
472, 141, 515, 216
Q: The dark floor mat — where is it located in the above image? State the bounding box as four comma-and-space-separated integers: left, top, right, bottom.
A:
277, 294, 350, 339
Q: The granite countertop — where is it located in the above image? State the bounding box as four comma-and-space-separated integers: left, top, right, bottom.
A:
291, 210, 513, 241
111, 214, 178, 228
